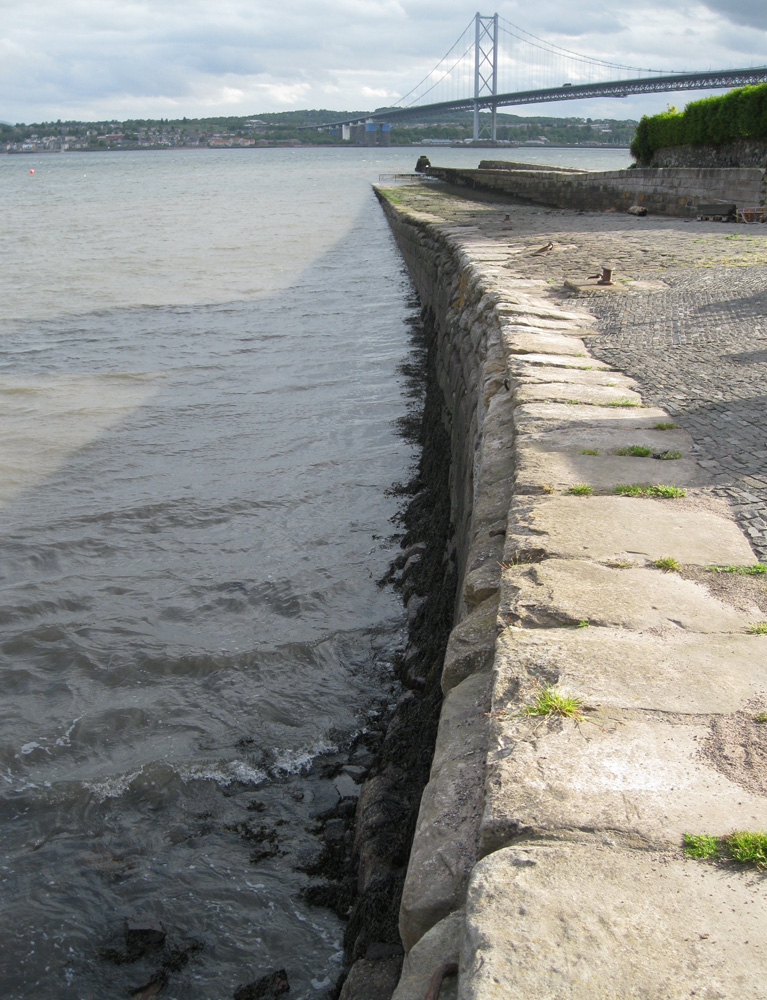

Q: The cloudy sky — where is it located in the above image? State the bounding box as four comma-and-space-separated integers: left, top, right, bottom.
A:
2, 0, 766, 124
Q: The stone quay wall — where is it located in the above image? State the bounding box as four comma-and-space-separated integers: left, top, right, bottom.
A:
373, 186, 766, 1000
426, 163, 766, 216
374, 189, 511, 974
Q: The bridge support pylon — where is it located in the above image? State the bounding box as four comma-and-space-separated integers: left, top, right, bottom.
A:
473, 12, 499, 142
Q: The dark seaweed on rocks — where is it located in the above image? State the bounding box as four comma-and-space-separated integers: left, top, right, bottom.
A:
329, 306, 458, 997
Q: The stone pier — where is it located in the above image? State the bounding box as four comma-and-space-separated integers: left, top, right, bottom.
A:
374, 180, 767, 1000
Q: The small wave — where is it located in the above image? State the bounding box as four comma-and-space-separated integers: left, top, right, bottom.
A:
268, 739, 337, 777
84, 769, 143, 802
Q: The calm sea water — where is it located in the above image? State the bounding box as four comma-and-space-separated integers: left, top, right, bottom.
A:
0, 144, 631, 999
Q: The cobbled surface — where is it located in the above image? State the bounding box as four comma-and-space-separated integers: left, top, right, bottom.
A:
586, 266, 767, 561
385, 185, 767, 560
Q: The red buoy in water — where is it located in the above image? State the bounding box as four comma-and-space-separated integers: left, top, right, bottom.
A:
29, 169, 35, 174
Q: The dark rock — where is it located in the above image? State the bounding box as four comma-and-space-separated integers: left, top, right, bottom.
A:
338, 957, 402, 1000
130, 970, 168, 999
233, 969, 290, 1000
324, 818, 346, 842
365, 942, 404, 960
125, 919, 166, 953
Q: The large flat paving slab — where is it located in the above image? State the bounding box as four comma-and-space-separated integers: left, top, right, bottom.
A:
505, 494, 757, 565
494, 628, 767, 714
500, 560, 756, 632
461, 843, 767, 1000
481, 709, 766, 852
513, 445, 702, 493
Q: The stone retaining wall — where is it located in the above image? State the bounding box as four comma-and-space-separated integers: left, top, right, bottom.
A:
374, 187, 766, 1000
650, 137, 767, 168
426, 163, 766, 215
375, 194, 511, 964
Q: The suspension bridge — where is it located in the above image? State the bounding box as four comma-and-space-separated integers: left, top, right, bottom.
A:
304, 12, 767, 142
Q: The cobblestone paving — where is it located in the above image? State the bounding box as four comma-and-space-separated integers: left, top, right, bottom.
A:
585, 267, 767, 560
387, 185, 767, 560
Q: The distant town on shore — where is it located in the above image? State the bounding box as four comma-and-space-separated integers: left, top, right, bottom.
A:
1, 109, 637, 153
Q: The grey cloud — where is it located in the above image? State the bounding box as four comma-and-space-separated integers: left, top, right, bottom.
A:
699, 0, 764, 29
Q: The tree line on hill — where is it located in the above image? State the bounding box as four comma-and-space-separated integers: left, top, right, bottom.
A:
1, 110, 637, 151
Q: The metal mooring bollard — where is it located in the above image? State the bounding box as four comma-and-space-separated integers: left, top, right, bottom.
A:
597, 266, 614, 285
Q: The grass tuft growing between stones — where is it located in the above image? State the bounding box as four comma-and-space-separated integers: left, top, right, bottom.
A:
615, 445, 653, 457
652, 556, 681, 572
707, 563, 767, 576
657, 450, 683, 460
615, 484, 686, 498
565, 484, 592, 495
522, 685, 582, 719
580, 448, 600, 455
606, 397, 641, 407
684, 831, 767, 867
747, 622, 767, 635
755, 711, 767, 724
654, 421, 676, 430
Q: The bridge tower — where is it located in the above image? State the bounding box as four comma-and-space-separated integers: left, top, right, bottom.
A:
473, 12, 498, 142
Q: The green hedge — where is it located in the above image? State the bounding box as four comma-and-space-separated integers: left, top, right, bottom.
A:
630, 83, 767, 163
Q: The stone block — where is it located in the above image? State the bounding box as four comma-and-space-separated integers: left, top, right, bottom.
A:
399, 756, 485, 952
507, 352, 611, 370
512, 401, 669, 433
513, 445, 701, 492
512, 381, 643, 407
461, 843, 767, 1000
505, 494, 756, 565
431, 672, 491, 778
391, 912, 462, 1000
494, 627, 767, 715
500, 560, 753, 633
481, 709, 766, 852
509, 362, 638, 389
442, 596, 498, 693
503, 329, 589, 356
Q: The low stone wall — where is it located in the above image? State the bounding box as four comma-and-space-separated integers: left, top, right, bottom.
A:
426, 163, 766, 215
650, 137, 767, 168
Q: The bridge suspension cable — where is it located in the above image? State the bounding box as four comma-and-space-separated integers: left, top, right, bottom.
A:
393, 16, 476, 108
497, 16, 686, 78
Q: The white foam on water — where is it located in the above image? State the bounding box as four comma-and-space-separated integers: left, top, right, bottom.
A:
84, 769, 143, 802
269, 739, 337, 777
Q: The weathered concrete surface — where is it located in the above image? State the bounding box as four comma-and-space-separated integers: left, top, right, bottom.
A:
376, 182, 767, 1000
461, 843, 767, 1000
